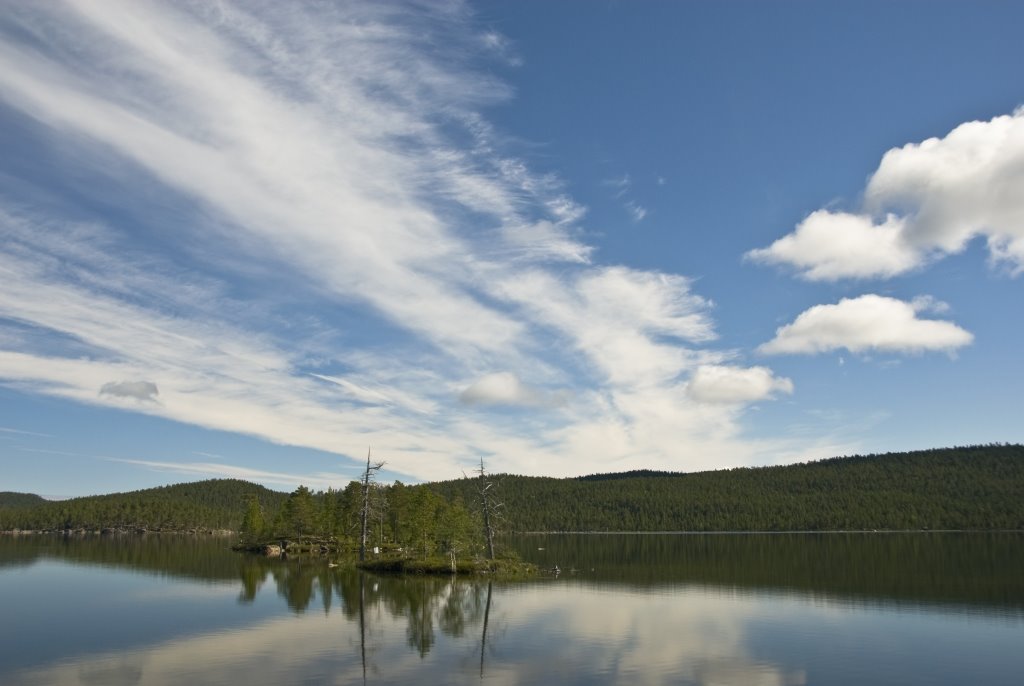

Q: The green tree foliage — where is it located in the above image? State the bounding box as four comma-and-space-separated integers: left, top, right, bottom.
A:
279, 486, 319, 538
429, 445, 1024, 532
239, 494, 266, 543
0, 479, 287, 532
0, 492, 47, 509
3, 445, 1021, 536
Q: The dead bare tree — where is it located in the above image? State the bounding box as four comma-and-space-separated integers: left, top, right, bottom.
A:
360, 447, 385, 562
474, 457, 501, 561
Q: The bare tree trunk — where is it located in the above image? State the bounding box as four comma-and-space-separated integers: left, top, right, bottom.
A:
360, 450, 370, 562
478, 457, 496, 561
360, 447, 384, 562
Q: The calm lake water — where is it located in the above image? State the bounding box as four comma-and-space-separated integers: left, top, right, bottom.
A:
1, 532, 1021, 685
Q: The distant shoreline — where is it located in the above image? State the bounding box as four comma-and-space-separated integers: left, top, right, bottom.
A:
6, 527, 1022, 536
0, 528, 235, 536
514, 529, 1024, 534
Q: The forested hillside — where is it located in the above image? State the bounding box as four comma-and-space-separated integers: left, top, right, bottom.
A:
429, 444, 1024, 532
0, 492, 46, 509
2, 445, 1021, 535
0, 479, 286, 532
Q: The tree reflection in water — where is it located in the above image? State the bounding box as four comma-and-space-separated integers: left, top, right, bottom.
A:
3, 534, 1022, 685
233, 553, 500, 670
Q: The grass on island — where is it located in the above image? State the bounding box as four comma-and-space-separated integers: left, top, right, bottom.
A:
233, 536, 539, 578
357, 554, 538, 578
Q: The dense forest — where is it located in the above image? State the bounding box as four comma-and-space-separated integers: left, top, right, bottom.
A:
0, 480, 287, 533
430, 444, 1024, 532
0, 492, 46, 509
2, 445, 1022, 545
0, 475, 490, 562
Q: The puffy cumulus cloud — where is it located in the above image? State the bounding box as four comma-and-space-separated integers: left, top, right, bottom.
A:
459, 371, 563, 407
749, 108, 1024, 279
867, 108, 1024, 261
759, 294, 974, 355
687, 365, 793, 404
99, 380, 159, 402
745, 211, 917, 281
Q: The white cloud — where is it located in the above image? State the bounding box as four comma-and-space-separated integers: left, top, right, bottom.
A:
495, 266, 716, 388
99, 380, 160, 402
0, 426, 52, 438
459, 372, 563, 407
745, 210, 917, 280
867, 108, 1024, 261
626, 201, 647, 223
497, 220, 593, 264
748, 108, 1024, 278
310, 373, 436, 415
0, 1, 809, 485
604, 174, 648, 223
909, 294, 950, 315
605, 174, 632, 199
107, 458, 350, 491
759, 294, 974, 355
0, 0, 526, 356
687, 365, 794, 404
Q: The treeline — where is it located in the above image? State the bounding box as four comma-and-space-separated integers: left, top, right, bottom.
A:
0, 477, 492, 562
3, 444, 1022, 537
0, 492, 46, 508
428, 444, 1024, 532
238, 481, 487, 561
0, 479, 287, 533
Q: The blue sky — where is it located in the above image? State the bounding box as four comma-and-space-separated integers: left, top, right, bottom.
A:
1, 0, 1022, 497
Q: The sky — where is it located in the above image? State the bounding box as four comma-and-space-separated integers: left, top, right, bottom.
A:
1, 0, 1022, 498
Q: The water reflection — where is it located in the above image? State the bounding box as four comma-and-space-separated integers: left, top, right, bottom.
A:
4, 531, 1023, 616
1, 533, 1022, 685
510, 532, 1024, 614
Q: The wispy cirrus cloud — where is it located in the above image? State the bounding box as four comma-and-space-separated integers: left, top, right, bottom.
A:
626, 202, 648, 223
0, 0, 804, 484
100, 381, 160, 403
0, 427, 53, 438
106, 458, 351, 491
604, 174, 648, 223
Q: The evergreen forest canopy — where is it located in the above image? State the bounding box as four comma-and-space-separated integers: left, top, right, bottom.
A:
2, 446, 1022, 549
0, 492, 46, 509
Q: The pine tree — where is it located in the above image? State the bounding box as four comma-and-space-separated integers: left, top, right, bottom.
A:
240, 494, 265, 543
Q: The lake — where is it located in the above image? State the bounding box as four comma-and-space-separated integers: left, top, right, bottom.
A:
1, 532, 1021, 685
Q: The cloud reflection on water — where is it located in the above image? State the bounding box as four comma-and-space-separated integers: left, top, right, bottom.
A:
8, 577, 803, 686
